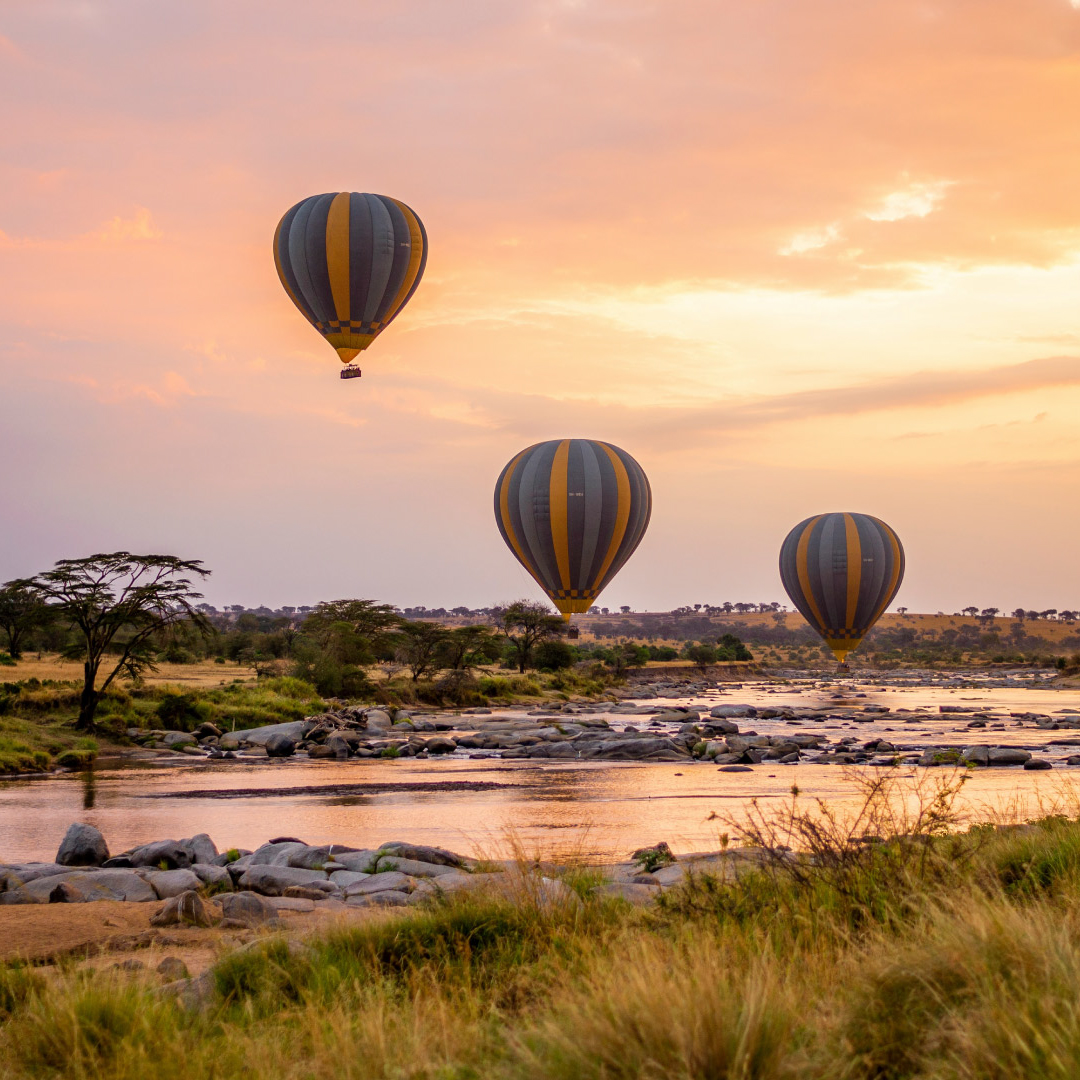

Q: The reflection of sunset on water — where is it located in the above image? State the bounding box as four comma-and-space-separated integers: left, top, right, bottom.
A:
5, 679, 1080, 863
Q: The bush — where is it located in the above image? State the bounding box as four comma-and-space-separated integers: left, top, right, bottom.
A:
154, 690, 211, 732
534, 641, 577, 671
0, 737, 51, 774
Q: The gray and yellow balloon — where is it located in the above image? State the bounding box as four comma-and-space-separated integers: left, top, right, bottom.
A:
779, 512, 905, 662
494, 439, 652, 620
273, 192, 427, 374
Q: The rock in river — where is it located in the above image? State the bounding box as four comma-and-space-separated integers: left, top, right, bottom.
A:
55, 823, 109, 867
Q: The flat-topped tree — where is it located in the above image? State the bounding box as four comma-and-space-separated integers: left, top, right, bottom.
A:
301, 599, 400, 663
394, 620, 450, 682
13, 553, 210, 731
494, 600, 566, 674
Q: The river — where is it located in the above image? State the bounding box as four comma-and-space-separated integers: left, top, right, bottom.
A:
3, 674, 1080, 863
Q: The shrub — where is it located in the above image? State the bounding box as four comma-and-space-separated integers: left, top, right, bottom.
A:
534, 641, 577, 671
154, 690, 211, 732
0, 737, 51, 774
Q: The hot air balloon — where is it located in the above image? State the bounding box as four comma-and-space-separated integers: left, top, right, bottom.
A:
494, 439, 651, 621
778, 512, 905, 662
273, 192, 427, 380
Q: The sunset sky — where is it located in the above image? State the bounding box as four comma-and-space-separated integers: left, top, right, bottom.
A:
2, 0, 1079, 614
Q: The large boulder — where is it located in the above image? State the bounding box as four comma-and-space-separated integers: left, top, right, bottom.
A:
424, 736, 457, 755
179, 833, 218, 864
344, 871, 412, 896
579, 737, 689, 761
145, 868, 204, 899
219, 720, 310, 750
1, 869, 156, 904
55, 823, 109, 867
375, 856, 460, 878
121, 840, 191, 870
327, 849, 378, 873
247, 842, 310, 866
237, 865, 329, 896
191, 863, 233, 891
377, 842, 466, 868
151, 890, 215, 927
265, 733, 296, 758
56, 878, 129, 903
988, 747, 1032, 766
364, 709, 392, 731
219, 891, 277, 927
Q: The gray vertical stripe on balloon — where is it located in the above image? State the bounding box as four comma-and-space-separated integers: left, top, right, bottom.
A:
287, 196, 319, 321
586, 447, 618, 586
276, 202, 316, 323
817, 514, 844, 631
577, 441, 604, 590
348, 192, 374, 324
304, 193, 337, 324
384, 212, 428, 328
516, 445, 556, 593
857, 516, 885, 627
373, 196, 411, 324
565, 441, 586, 590
362, 194, 395, 325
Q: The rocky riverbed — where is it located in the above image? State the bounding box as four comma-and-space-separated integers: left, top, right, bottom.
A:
120, 681, 1080, 772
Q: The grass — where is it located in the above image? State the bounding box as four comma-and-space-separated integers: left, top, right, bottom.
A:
12, 778, 1080, 1077
0, 675, 326, 773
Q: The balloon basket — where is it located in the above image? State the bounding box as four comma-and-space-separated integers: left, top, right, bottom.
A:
567, 626, 580, 639
340, 366, 362, 380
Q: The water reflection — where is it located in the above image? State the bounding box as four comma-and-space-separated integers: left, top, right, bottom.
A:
2, 678, 1080, 864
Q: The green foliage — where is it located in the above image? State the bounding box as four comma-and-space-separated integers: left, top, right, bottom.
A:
0, 736, 50, 773
54, 748, 95, 770
496, 600, 567, 673
683, 642, 717, 672
155, 690, 211, 731
476, 675, 544, 699
715, 632, 754, 661
533, 640, 577, 671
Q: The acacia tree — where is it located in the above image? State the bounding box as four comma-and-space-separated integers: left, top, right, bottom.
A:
436, 625, 502, 672
14, 553, 210, 731
393, 620, 449, 681
301, 599, 399, 661
0, 582, 47, 659
495, 600, 566, 673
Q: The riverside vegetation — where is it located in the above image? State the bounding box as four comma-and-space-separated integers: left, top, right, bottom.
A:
7, 772, 1080, 1078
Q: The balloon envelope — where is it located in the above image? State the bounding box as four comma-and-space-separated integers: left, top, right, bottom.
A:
273, 192, 427, 365
494, 439, 652, 618
778, 512, 905, 662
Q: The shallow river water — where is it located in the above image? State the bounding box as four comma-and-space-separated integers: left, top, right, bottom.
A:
4, 676, 1080, 863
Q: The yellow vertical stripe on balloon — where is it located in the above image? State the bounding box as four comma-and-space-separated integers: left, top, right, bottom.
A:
844, 513, 861, 629
592, 444, 631, 588
549, 440, 571, 591
499, 450, 543, 584
273, 218, 304, 312
796, 516, 828, 631
866, 520, 902, 628
325, 192, 352, 323
381, 199, 425, 324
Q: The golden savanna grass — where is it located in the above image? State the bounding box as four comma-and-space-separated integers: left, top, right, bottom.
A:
4, 654, 257, 689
